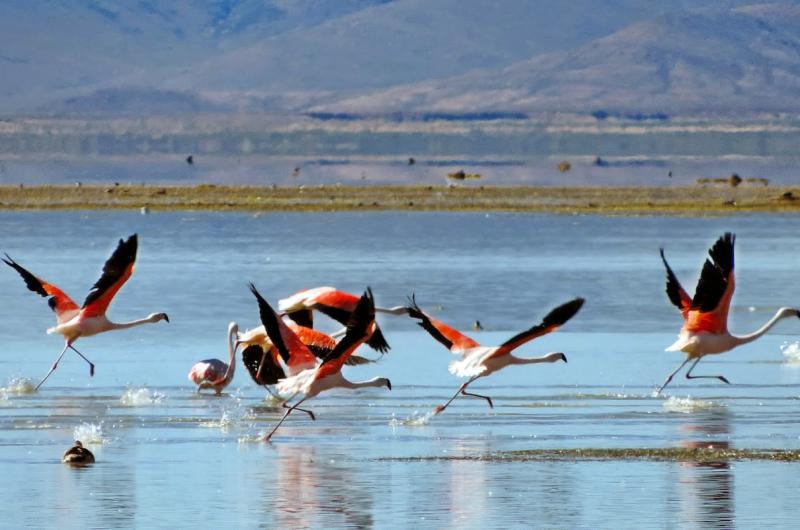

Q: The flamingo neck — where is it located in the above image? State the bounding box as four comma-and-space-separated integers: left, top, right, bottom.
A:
509, 352, 566, 365
731, 307, 798, 346
222, 322, 239, 381
375, 306, 407, 315
340, 376, 388, 389
107, 314, 161, 331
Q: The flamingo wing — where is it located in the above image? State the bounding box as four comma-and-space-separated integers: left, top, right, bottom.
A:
250, 284, 317, 371
659, 248, 692, 319
315, 288, 376, 379
3, 254, 79, 323
80, 234, 137, 318
285, 308, 313, 328
492, 298, 585, 357
241, 344, 286, 385
685, 233, 735, 334
405, 295, 480, 354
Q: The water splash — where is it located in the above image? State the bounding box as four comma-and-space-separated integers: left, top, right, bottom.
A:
237, 432, 267, 444
780, 341, 800, 363
389, 409, 436, 427
1, 376, 36, 395
662, 396, 721, 413
120, 387, 166, 406
73, 422, 107, 445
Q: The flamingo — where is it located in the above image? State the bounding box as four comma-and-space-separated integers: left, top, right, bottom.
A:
656, 232, 800, 394
250, 284, 391, 441
406, 295, 584, 415
62, 440, 95, 465
237, 322, 373, 389
188, 322, 239, 395
3, 234, 169, 390
278, 286, 404, 352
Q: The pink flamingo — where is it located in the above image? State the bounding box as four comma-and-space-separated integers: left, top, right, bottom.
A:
406, 295, 583, 414
657, 233, 800, 394
188, 322, 239, 395
3, 234, 169, 390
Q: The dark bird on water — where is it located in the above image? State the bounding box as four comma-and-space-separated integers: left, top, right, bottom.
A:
186, 155, 194, 165
62, 441, 94, 465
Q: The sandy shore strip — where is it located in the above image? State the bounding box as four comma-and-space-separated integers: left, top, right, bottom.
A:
1, 184, 799, 214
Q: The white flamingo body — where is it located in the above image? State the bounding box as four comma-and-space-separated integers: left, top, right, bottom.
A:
449, 347, 567, 378
277, 369, 389, 400
188, 322, 239, 395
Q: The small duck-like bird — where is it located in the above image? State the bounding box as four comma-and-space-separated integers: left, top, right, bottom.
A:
62, 441, 94, 465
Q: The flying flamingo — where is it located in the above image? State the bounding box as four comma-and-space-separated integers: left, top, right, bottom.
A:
250, 284, 391, 441
3, 234, 169, 390
656, 232, 800, 394
278, 286, 404, 352
406, 295, 584, 414
188, 322, 239, 395
236, 321, 373, 387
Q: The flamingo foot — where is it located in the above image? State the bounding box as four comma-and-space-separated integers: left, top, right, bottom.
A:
434, 405, 446, 415
89, 364, 95, 377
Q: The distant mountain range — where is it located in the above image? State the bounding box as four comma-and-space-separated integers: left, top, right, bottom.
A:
2, 1, 799, 115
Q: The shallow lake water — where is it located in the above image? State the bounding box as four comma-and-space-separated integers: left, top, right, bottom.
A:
1, 211, 799, 528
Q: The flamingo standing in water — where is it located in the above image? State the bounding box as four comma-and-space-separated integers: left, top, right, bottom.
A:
278, 286, 404, 352
3, 234, 169, 390
188, 322, 239, 395
406, 295, 584, 414
250, 284, 391, 441
657, 233, 800, 394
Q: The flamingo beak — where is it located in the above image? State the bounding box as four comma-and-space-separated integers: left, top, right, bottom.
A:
386, 379, 392, 390
560, 353, 568, 363
162, 313, 170, 323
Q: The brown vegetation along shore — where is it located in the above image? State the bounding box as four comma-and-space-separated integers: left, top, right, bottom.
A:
0, 184, 799, 214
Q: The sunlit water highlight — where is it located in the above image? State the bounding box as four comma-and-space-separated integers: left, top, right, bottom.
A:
0, 211, 799, 527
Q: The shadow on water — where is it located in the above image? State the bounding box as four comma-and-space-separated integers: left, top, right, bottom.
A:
676, 409, 734, 529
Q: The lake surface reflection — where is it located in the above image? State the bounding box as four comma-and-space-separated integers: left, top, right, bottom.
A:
1, 210, 799, 528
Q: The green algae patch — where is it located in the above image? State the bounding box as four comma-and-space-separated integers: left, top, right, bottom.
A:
381, 447, 800, 463
1, 184, 800, 215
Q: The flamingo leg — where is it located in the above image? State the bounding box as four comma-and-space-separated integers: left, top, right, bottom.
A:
69, 345, 95, 377
685, 357, 730, 385
264, 398, 311, 442
434, 375, 486, 414
655, 357, 691, 395
34, 342, 71, 391
281, 399, 315, 420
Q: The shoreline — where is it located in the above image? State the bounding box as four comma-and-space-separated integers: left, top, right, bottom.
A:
0, 184, 798, 215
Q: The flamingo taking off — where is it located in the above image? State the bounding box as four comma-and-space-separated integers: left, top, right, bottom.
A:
188, 322, 239, 395
238, 322, 374, 390
62, 440, 95, 465
656, 233, 800, 394
250, 284, 391, 441
406, 295, 584, 415
278, 286, 404, 353
3, 234, 169, 390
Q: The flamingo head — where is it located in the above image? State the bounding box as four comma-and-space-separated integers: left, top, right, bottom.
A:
777, 307, 800, 320
149, 312, 170, 323
546, 352, 568, 363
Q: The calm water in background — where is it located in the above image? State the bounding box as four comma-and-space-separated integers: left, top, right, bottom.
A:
1, 211, 800, 528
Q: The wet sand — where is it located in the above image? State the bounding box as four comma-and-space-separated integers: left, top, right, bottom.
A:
0, 184, 798, 214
